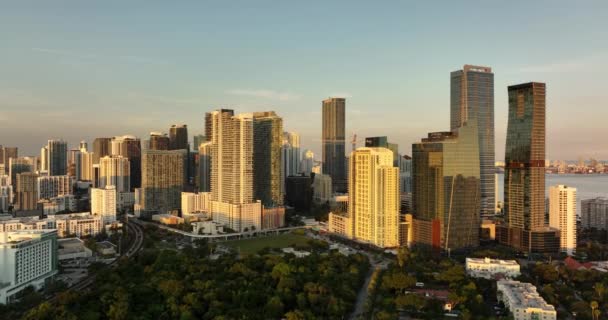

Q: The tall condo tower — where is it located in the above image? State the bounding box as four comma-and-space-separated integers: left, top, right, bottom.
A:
499, 82, 560, 253
47, 140, 68, 176
169, 124, 189, 150
450, 65, 495, 216
322, 97, 346, 193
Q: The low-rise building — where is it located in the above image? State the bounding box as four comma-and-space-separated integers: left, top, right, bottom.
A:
497, 280, 556, 320
57, 238, 92, 261
0, 213, 103, 238
191, 221, 224, 235
282, 247, 311, 258
152, 214, 184, 226
466, 257, 520, 279
0, 230, 58, 304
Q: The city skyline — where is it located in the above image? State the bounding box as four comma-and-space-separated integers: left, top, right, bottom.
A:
1, 2, 608, 160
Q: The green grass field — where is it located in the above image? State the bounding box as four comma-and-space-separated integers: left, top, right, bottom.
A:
223, 233, 310, 255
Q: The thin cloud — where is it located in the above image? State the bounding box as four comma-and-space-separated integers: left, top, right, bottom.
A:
513, 52, 608, 74
226, 89, 301, 101
32, 47, 169, 65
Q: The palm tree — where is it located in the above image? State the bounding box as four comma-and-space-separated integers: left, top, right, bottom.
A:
594, 283, 606, 300
590, 301, 599, 320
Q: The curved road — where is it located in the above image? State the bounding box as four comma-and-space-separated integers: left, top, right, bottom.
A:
47, 219, 144, 301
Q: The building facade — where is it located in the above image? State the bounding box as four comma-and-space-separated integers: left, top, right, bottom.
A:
322, 97, 347, 193
466, 257, 520, 279
37, 175, 72, 200
92, 137, 112, 165
169, 124, 189, 150
91, 185, 117, 224
15, 173, 38, 211
496, 280, 556, 320
549, 185, 577, 255
0, 230, 58, 304
498, 82, 560, 254
197, 142, 212, 192
47, 139, 68, 176
99, 156, 131, 193
450, 65, 495, 216
412, 123, 481, 251
281, 131, 301, 194
141, 149, 187, 214
581, 197, 608, 230
149, 132, 170, 151
253, 112, 283, 206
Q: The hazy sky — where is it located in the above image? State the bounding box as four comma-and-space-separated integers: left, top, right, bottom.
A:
1, 1, 607, 160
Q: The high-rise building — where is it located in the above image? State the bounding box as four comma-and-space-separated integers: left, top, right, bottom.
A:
549, 185, 577, 255
0, 230, 58, 304
47, 139, 68, 176
8, 157, 35, 186
67, 148, 80, 178
40, 146, 48, 173
328, 147, 399, 248
0, 146, 18, 174
281, 132, 301, 194
92, 137, 112, 165
312, 173, 332, 204
351, 147, 400, 247
412, 123, 481, 251
110, 135, 142, 190
37, 175, 72, 200
207, 109, 252, 204
322, 97, 347, 193
364, 136, 399, 167
99, 156, 131, 193
0, 176, 12, 213
450, 65, 495, 216
76, 146, 94, 182
205, 109, 284, 231
498, 82, 560, 253
300, 149, 315, 176
91, 185, 117, 224
285, 174, 313, 212
169, 124, 189, 150
399, 155, 412, 193
140, 149, 186, 214
149, 132, 170, 151
581, 198, 608, 230
15, 172, 39, 211
197, 142, 212, 192
253, 112, 283, 206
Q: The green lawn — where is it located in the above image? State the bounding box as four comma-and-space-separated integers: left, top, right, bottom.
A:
223, 233, 310, 255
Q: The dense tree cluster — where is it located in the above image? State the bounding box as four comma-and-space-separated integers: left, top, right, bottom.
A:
369, 247, 496, 319
21, 240, 369, 320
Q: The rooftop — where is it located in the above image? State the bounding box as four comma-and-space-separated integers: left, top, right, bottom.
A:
467, 257, 519, 266
498, 280, 555, 312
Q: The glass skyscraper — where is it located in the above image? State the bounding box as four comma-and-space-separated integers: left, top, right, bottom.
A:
322, 97, 346, 193
498, 82, 560, 253
412, 122, 481, 251
450, 65, 495, 216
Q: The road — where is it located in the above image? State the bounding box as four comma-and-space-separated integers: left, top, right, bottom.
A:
47, 218, 144, 301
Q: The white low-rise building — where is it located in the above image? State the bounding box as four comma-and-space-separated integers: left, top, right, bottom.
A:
497, 280, 556, 320
0, 213, 103, 238
192, 221, 224, 235
466, 257, 521, 279
57, 238, 92, 261
0, 230, 58, 304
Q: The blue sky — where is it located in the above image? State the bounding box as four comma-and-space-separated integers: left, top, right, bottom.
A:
1, 1, 607, 160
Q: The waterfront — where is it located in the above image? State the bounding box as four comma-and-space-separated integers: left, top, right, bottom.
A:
497, 173, 608, 215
